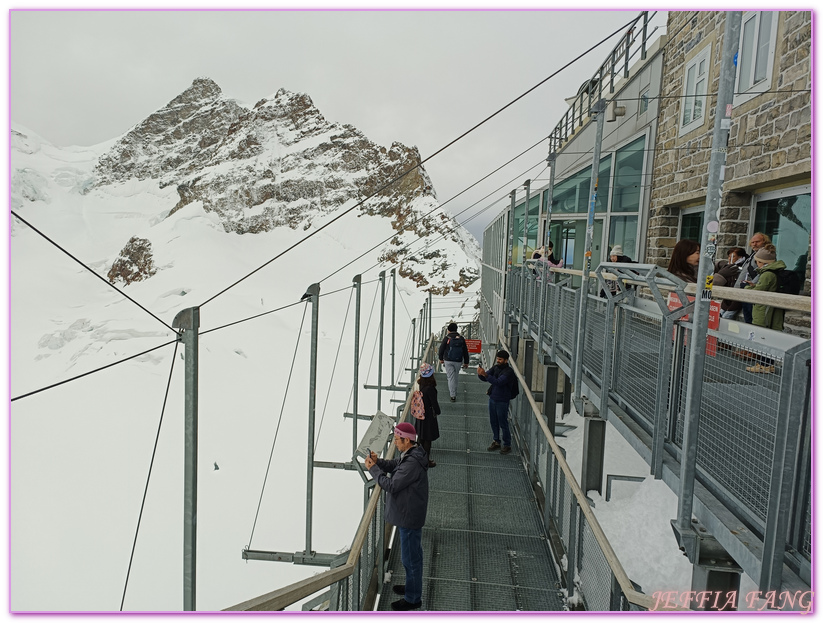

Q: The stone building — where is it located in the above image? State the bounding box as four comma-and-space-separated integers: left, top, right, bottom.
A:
647, 11, 811, 333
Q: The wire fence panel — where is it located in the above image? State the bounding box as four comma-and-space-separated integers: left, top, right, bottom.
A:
558, 287, 577, 357
673, 330, 782, 526
578, 519, 616, 611
612, 308, 662, 428
582, 296, 608, 385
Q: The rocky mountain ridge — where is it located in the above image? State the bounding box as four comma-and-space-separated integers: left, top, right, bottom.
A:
89, 78, 479, 293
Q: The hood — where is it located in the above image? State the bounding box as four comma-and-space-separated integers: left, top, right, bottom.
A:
408, 444, 429, 469
757, 259, 787, 273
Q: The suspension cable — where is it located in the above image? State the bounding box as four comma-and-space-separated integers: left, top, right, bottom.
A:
247, 302, 309, 549
120, 340, 179, 611
314, 287, 354, 453
11, 338, 178, 402
11, 210, 175, 333
195, 16, 636, 310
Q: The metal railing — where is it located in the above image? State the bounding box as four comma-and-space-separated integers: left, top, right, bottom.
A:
490, 260, 812, 592
548, 11, 657, 155
225, 337, 438, 612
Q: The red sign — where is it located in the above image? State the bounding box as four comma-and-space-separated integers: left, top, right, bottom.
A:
666, 293, 721, 356
465, 339, 482, 354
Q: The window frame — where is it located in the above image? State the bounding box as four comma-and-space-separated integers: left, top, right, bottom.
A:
733, 11, 779, 107
678, 44, 712, 137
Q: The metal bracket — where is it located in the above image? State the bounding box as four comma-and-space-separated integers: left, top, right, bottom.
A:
242, 549, 349, 567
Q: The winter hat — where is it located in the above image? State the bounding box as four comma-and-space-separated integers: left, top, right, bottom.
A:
394, 422, 417, 441
419, 363, 434, 377
755, 246, 776, 262
610, 245, 623, 256
496, 349, 510, 360
447, 322, 458, 332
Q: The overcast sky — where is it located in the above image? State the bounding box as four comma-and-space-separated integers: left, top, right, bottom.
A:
10, 7, 674, 241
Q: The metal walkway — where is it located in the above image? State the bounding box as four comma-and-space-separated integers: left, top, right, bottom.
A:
376, 371, 565, 612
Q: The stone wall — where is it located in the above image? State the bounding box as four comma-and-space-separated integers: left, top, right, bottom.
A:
647, 11, 811, 337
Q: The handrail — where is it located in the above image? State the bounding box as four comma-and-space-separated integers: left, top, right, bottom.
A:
533, 265, 811, 313
497, 328, 687, 611
225, 335, 437, 612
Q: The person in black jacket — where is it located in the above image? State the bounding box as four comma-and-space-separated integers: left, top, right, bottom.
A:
477, 349, 518, 455
438, 322, 469, 402
414, 363, 440, 467
366, 422, 429, 610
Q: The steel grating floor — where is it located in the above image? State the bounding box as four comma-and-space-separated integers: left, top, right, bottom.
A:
375, 371, 565, 612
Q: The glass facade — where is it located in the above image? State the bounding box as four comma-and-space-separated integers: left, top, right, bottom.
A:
547, 135, 644, 267
754, 191, 811, 278
511, 193, 541, 265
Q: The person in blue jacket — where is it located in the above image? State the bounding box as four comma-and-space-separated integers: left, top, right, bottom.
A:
477, 349, 518, 455
366, 422, 429, 610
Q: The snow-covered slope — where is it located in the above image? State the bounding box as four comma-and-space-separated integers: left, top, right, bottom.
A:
10, 81, 481, 611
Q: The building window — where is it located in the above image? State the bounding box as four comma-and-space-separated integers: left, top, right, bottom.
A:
611, 136, 645, 213
638, 87, 650, 116
679, 45, 711, 136
734, 12, 778, 105
551, 156, 612, 214
680, 210, 704, 242
753, 188, 811, 280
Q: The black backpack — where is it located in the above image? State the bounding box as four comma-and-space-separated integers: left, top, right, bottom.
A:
766, 268, 803, 295
446, 334, 466, 361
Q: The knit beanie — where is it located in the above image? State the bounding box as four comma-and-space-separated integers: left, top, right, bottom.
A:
394, 422, 417, 441
419, 362, 434, 378
496, 349, 510, 360
755, 246, 776, 262
610, 245, 623, 256
448, 322, 458, 332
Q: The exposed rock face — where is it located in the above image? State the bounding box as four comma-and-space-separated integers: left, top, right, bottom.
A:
107, 237, 157, 285
93, 78, 479, 292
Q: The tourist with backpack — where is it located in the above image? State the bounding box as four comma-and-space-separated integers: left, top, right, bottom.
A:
412, 363, 440, 468
743, 244, 788, 374
477, 349, 519, 455
438, 322, 469, 402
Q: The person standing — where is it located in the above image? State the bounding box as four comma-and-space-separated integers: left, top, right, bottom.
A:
414, 363, 440, 468
733, 232, 772, 323
477, 349, 519, 455
743, 244, 785, 374
438, 322, 469, 402
365, 422, 429, 611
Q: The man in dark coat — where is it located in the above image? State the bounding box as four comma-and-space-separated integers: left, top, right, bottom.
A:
477, 349, 518, 455
366, 422, 429, 610
438, 322, 469, 402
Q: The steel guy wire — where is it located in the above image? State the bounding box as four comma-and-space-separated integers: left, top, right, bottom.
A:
329, 158, 548, 287
11, 210, 175, 333
314, 287, 354, 453
120, 339, 179, 611
11, 338, 178, 402
318, 139, 549, 285
247, 302, 309, 549
394, 323, 415, 386
196, 15, 636, 310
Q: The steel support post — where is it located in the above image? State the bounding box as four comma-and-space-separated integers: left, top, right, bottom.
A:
581, 412, 606, 497
566, 504, 580, 601
410, 318, 417, 386
674, 12, 741, 556
304, 283, 321, 555
420, 301, 427, 358
562, 370, 572, 416
506, 190, 516, 322
377, 271, 385, 412
172, 306, 199, 612
543, 364, 558, 436
427, 290, 432, 344
573, 99, 606, 401
598, 295, 617, 428
760, 345, 811, 591
352, 275, 362, 456
519, 180, 531, 337
391, 269, 397, 386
